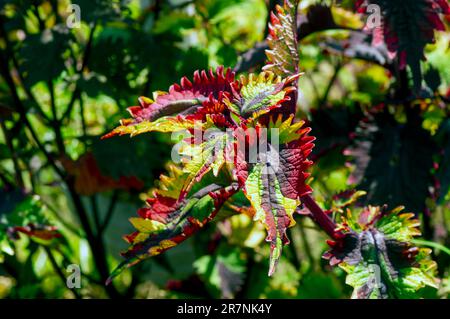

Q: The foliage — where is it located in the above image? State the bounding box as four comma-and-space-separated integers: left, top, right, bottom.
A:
0, 0, 449, 300
0, 188, 60, 262
324, 194, 437, 298
357, 0, 450, 90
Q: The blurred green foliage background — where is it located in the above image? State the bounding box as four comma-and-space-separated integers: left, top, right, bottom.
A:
0, 0, 449, 299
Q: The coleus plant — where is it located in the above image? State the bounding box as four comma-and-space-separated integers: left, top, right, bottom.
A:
103, 0, 438, 298
357, 0, 450, 91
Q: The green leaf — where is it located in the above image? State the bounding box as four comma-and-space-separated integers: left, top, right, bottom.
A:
225, 71, 297, 119
194, 244, 246, 298
325, 205, 438, 299
0, 189, 60, 260
73, 0, 129, 23
19, 26, 72, 88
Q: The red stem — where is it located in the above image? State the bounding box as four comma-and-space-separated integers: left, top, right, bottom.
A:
300, 194, 342, 240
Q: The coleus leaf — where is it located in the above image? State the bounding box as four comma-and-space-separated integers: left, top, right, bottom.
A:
101, 115, 213, 139
107, 167, 239, 283
244, 156, 299, 276
331, 189, 367, 214
357, 0, 450, 90
263, 0, 300, 79
179, 129, 233, 195
235, 115, 315, 275
102, 66, 238, 138
224, 71, 300, 119
324, 204, 438, 299
345, 110, 435, 215
61, 152, 144, 195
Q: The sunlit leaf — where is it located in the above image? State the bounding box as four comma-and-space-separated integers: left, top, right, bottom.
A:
235, 116, 314, 275
107, 182, 238, 284
325, 205, 438, 299
225, 72, 299, 119
103, 67, 238, 138
263, 0, 300, 78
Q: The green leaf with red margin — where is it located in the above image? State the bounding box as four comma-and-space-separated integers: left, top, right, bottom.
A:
235, 116, 314, 275
263, 0, 300, 79
179, 129, 233, 195
324, 204, 438, 299
107, 173, 239, 284
102, 67, 238, 139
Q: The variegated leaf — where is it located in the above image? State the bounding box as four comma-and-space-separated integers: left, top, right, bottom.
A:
107, 183, 239, 284
103, 66, 238, 139
225, 72, 299, 120
235, 116, 314, 275
263, 0, 300, 79
324, 205, 438, 299
179, 130, 233, 194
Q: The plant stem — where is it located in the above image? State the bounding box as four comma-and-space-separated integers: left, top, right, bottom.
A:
47, 80, 65, 153
412, 239, 450, 257
66, 181, 121, 298
298, 217, 316, 269
90, 195, 101, 236
79, 94, 87, 139
44, 247, 82, 299
0, 48, 65, 178
319, 60, 343, 107
0, 120, 24, 188
99, 190, 119, 234
300, 194, 342, 240
62, 23, 97, 122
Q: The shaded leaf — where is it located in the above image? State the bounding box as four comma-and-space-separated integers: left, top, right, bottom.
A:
19, 26, 72, 88
435, 119, 450, 202
345, 111, 436, 214
358, 0, 450, 90
92, 134, 169, 185
194, 244, 246, 298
